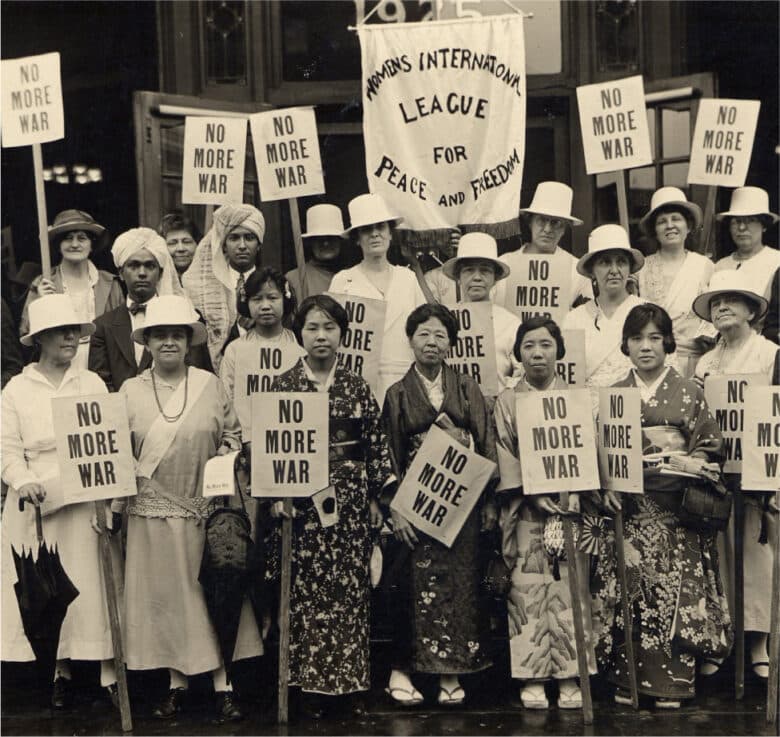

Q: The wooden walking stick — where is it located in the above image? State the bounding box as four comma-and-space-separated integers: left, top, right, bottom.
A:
613, 501, 639, 708
767, 488, 779, 724
93, 502, 132, 732
561, 492, 593, 724
278, 497, 293, 724
734, 483, 745, 700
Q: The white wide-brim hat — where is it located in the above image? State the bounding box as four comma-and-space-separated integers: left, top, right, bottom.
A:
576, 224, 645, 276
639, 186, 703, 235
716, 186, 779, 224
302, 204, 347, 239
344, 193, 403, 234
21, 293, 96, 346
441, 232, 510, 281
131, 295, 207, 346
692, 269, 769, 323
517, 181, 583, 226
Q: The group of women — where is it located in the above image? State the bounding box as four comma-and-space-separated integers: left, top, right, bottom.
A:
1, 181, 778, 722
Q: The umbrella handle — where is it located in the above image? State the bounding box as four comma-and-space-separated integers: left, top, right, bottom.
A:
18, 498, 44, 544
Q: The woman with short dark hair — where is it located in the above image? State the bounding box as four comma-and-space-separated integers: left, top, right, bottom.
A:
159, 211, 202, 281
382, 303, 498, 707
592, 303, 729, 709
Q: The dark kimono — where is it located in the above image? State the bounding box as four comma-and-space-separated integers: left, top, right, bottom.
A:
269, 359, 393, 695
382, 363, 497, 674
591, 367, 732, 700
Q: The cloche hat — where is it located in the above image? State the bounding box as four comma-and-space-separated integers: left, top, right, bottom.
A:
344, 193, 403, 234
517, 182, 583, 226
715, 186, 779, 224
20, 294, 96, 346
48, 209, 106, 246
639, 186, 703, 235
131, 295, 207, 346
692, 269, 769, 323
302, 204, 347, 239
441, 232, 510, 281
576, 224, 645, 276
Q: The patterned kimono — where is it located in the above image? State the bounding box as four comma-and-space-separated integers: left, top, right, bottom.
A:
382, 363, 497, 674
493, 376, 596, 681
268, 359, 393, 695
591, 367, 731, 700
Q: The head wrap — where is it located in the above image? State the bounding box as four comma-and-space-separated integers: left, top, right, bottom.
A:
112, 227, 183, 296
212, 204, 265, 249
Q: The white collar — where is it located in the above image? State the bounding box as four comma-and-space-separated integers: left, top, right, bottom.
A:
414, 364, 443, 390
632, 366, 671, 400
23, 362, 82, 389
302, 357, 338, 392
228, 265, 255, 288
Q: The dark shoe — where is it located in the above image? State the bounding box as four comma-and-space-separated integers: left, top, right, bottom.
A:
216, 691, 244, 722
105, 683, 119, 710
152, 688, 186, 720
51, 677, 71, 709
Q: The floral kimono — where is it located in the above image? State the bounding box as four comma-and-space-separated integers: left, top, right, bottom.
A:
493, 376, 597, 682
382, 362, 497, 674
268, 359, 393, 695
591, 367, 731, 700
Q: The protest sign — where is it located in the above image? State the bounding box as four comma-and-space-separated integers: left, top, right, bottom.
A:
501, 253, 573, 325
576, 75, 652, 175
357, 14, 526, 232
598, 387, 643, 493
330, 293, 386, 397
556, 329, 586, 387
516, 388, 600, 494
52, 394, 136, 504
741, 386, 780, 491
1, 52, 64, 147
447, 301, 498, 396
390, 424, 496, 547
202, 451, 240, 497
251, 392, 329, 497
249, 107, 325, 201
704, 374, 770, 473
688, 99, 760, 187
181, 116, 247, 205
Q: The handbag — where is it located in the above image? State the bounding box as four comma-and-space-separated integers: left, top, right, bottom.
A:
677, 478, 732, 533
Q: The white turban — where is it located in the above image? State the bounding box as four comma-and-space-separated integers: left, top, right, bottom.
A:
112, 227, 183, 296
212, 204, 265, 248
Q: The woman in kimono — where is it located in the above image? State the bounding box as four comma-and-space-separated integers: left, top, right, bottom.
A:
328, 193, 425, 404
592, 303, 730, 708
382, 303, 498, 707
637, 187, 714, 376
493, 316, 595, 710
1, 294, 119, 709
693, 271, 778, 679
268, 294, 393, 715
562, 224, 645, 412
120, 295, 262, 722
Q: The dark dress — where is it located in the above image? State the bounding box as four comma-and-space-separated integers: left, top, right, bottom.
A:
268, 359, 393, 695
590, 367, 732, 700
382, 363, 497, 674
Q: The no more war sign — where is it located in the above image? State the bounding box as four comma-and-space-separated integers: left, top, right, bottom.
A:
741, 386, 780, 491
182, 117, 247, 205
447, 302, 498, 396
598, 388, 643, 493
687, 99, 760, 187
390, 425, 496, 548
249, 107, 325, 201
516, 389, 599, 494
1, 52, 64, 147
251, 392, 328, 497
576, 75, 652, 175
52, 394, 136, 504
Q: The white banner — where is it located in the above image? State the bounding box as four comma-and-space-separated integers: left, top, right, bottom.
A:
358, 15, 526, 231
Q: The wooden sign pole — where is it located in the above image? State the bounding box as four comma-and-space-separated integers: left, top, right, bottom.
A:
613, 503, 639, 708
289, 198, 308, 302
734, 486, 745, 700
615, 170, 630, 232
699, 186, 718, 258
277, 497, 293, 724
93, 502, 132, 732
767, 488, 779, 724
32, 143, 51, 279
560, 492, 593, 724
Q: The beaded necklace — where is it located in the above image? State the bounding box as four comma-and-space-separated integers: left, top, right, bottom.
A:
151, 367, 189, 423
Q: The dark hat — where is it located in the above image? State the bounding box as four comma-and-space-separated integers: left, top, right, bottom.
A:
48, 210, 106, 244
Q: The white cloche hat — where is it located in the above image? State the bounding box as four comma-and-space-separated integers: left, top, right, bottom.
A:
131, 295, 207, 346
302, 204, 347, 239
692, 269, 769, 323
344, 193, 403, 234
518, 181, 583, 226
576, 224, 645, 276
441, 232, 510, 281
21, 294, 96, 346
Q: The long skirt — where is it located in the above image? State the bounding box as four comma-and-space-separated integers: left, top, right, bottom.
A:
591, 493, 732, 700
1, 490, 118, 662
124, 515, 263, 674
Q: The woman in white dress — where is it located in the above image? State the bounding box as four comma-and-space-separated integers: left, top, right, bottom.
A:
1, 295, 119, 709
637, 187, 714, 376
328, 193, 425, 404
